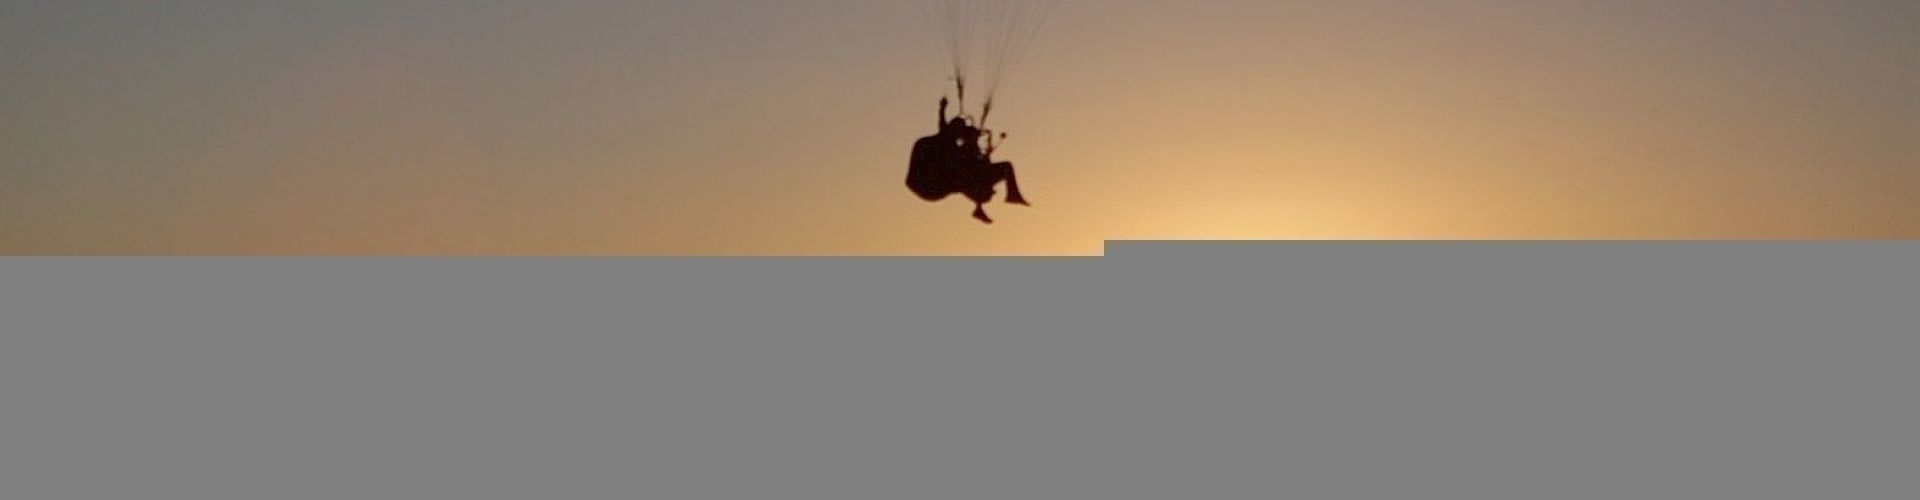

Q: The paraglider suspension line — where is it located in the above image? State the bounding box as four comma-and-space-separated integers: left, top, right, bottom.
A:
954, 73, 969, 120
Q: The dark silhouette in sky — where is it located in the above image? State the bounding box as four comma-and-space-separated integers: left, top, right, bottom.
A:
907, 97, 1031, 224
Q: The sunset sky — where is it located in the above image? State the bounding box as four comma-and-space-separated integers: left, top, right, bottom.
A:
5, 1, 1917, 255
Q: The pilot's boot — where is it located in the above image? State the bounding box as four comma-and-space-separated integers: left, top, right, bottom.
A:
1003, 177, 1031, 206
972, 205, 995, 224
1006, 189, 1030, 206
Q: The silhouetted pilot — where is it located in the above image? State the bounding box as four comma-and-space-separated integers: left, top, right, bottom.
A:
906, 97, 1031, 224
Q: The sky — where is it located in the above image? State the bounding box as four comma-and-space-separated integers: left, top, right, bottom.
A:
4, 0, 1917, 255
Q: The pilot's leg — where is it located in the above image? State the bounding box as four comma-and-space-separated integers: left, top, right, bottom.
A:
958, 175, 996, 224
992, 162, 1029, 206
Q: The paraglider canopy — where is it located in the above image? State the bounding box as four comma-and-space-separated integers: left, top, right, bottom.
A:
920, 0, 1066, 129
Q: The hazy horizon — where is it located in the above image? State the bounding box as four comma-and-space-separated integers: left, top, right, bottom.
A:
6, 1, 1917, 255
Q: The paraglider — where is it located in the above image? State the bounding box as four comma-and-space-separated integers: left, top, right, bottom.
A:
907, 99, 1029, 224
905, 0, 1062, 224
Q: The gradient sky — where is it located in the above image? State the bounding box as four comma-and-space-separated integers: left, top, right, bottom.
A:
5, 0, 1917, 255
